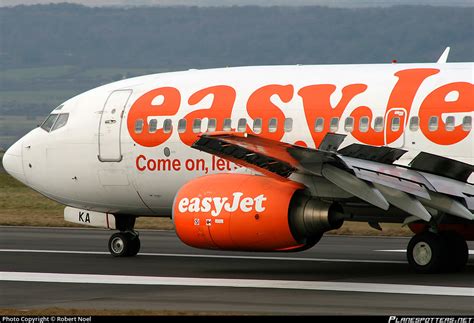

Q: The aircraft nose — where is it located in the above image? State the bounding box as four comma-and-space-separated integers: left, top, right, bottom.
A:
2, 139, 26, 183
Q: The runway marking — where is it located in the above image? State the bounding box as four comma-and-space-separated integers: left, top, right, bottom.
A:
0, 248, 406, 264
0, 271, 472, 297
376, 249, 474, 255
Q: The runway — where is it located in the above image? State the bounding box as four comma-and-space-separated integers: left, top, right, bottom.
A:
0, 226, 473, 315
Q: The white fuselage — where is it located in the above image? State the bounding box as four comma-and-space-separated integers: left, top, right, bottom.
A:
3, 63, 473, 216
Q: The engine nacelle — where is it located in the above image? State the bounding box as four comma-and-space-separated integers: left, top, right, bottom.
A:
172, 174, 343, 251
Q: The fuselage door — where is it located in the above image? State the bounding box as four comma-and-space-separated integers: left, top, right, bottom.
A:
98, 90, 132, 162
384, 108, 407, 148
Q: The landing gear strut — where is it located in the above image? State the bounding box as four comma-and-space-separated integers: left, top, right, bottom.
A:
108, 215, 141, 257
407, 230, 468, 273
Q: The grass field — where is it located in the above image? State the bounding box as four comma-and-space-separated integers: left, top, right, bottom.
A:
0, 161, 412, 235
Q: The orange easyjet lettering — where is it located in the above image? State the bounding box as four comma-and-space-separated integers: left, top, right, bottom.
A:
419, 82, 474, 145
127, 87, 181, 147
350, 68, 439, 145
179, 85, 236, 146
246, 84, 293, 141
126, 68, 472, 148
298, 83, 366, 147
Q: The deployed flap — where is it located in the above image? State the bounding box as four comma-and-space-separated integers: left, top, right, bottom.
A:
418, 191, 474, 221
410, 152, 474, 183
319, 133, 347, 152
340, 156, 433, 199
338, 144, 407, 165
322, 164, 389, 210
287, 146, 341, 176
374, 183, 431, 222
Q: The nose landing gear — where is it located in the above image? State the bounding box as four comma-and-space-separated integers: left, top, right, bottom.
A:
108, 231, 141, 257
108, 215, 141, 257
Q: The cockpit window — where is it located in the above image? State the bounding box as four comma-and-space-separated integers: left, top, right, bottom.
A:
51, 113, 69, 131
40, 114, 58, 132
41, 113, 69, 132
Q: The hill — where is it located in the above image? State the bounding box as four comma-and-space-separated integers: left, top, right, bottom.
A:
0, 4, 472, 148
1, 4, 472, 72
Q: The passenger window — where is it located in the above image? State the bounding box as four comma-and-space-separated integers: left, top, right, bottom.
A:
428, 116, 438, 132
208, 118, 217, 132
445, 116, 455, 132
253, 118, 262, 134
409, 116, 419, 131
329, 117, 339, 132
315, 118, 324, 132
51, 113, 69, 131
223, 118, 232, 131
359, 116, 369, 133
344, 117, 354, 132
178, 119, 186, 133
374, 116, 384, 133
237, 118, 247, 132
193, 119, 202, 133
149, 119, 157, 133
391, 117, 401, 132
268, 118, 278, 133
462, 116, 472, 132
163, 119, 172, 133
284, 118, 293, 132
134, 119, 144, 134
40, 114, 58, 132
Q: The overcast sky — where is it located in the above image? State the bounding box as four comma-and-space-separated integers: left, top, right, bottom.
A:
1, 0, 473, 7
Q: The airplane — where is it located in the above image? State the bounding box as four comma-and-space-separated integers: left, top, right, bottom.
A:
2, 49, 473, 274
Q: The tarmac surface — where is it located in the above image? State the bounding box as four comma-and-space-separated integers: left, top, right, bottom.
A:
0, 226, 473, 315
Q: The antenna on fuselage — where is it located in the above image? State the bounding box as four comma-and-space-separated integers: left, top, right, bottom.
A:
437, 47, 450, 63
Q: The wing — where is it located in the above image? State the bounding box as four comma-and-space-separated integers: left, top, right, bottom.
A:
193, 132, 474, 223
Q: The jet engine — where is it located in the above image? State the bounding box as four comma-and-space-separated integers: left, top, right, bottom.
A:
172, 174, 343, 251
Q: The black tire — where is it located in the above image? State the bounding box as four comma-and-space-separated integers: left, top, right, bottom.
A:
126, 232, 141, 257
108, 232, 130, 257
407, 231, 447, 274
439, 231, 468, 272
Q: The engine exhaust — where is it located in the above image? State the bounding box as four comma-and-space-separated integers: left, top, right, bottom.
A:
289, 192, 344, 242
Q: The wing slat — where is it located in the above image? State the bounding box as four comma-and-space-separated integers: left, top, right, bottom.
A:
338, 144, 407, 165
